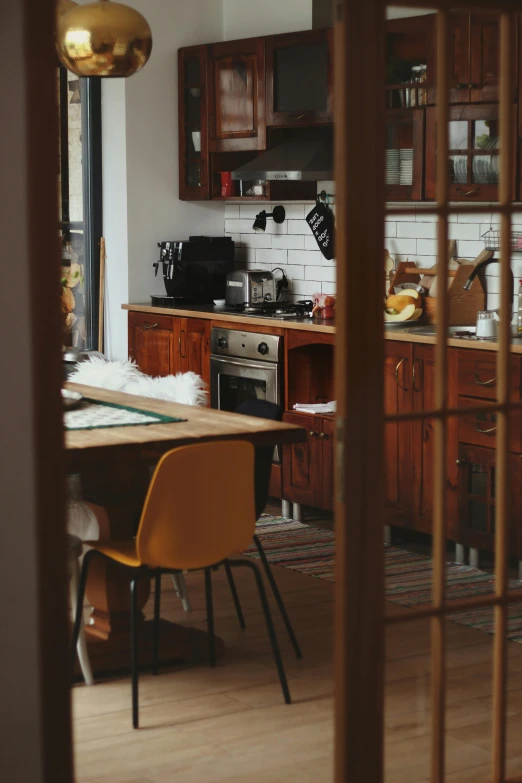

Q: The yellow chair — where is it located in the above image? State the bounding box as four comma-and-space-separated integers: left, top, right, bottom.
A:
71, 440, 292, 727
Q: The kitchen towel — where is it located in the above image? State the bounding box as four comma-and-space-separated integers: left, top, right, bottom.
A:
306, 200, 335, 261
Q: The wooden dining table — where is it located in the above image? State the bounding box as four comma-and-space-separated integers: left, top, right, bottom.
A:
65, 383, 306, 677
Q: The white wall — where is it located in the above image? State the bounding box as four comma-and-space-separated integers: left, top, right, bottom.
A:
103, 0, 225, 359
224, 0, 312, 39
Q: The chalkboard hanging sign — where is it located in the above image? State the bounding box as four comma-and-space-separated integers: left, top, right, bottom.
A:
305, 201, 335, 260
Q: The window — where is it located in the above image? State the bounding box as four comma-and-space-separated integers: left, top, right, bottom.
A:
58, 68, 102, 350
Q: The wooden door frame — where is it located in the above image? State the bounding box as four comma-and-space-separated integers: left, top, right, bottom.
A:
0, 1, 72, 781
333, 1, 386, 781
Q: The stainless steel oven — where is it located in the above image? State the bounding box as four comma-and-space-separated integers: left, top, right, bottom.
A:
210, 327, 283, 459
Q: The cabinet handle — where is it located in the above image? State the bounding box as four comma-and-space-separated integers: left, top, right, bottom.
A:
456, 187, 480, 197
309, 430, 319, 438
456, 458, 467, 466
455, 83, 468, 90
179, 329, 186, 358
474, 373, 496, 387
395, 357, 409, 392
319, 432, 329, 439
475, 422, 497, 435
142, 322, 159, 330
412, 358, 422, 393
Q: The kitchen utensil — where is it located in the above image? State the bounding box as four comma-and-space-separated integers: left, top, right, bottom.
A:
192, 131, 201, 152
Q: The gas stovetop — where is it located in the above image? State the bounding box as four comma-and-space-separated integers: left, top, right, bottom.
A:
223, 300, 314, 320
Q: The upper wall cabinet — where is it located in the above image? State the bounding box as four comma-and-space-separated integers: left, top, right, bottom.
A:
386, 14, 435, 109
178, 45, 210, 201
448, 12, 516, 103
265, 29, 333, 127
207, 38, 266, 152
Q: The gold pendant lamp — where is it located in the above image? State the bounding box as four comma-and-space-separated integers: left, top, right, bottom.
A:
56, 0, 152, 78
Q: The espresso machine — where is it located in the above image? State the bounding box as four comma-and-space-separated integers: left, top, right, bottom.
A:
152, 236, 235, 306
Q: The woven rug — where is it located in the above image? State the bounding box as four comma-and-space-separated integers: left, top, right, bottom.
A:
247, 516, 522, 643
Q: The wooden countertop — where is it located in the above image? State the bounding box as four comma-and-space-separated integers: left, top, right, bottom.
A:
123, 303, 522, 353
122, 303, 336, 334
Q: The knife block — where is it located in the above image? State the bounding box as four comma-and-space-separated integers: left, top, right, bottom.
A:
389, 261, 486, 326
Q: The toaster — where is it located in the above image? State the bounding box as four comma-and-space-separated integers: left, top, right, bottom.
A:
225, 270, 276, 307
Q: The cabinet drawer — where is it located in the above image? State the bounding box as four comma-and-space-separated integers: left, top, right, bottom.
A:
458, 395, 521, 452
456, 350, 521, 400
129, 312, 174, 332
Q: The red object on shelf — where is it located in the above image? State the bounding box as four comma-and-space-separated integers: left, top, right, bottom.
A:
220, 171, 235, 197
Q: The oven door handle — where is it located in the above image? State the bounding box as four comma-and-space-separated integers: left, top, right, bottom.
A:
210, 355, 277, 372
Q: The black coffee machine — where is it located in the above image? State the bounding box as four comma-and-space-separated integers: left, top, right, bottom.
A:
152, 236, 235, 306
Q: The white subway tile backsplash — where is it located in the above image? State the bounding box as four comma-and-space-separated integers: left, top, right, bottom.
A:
285, 264, 305, 280
385, 221, 397, 238
256, 248, 287, 266
291, 280, 321, 297
239, 232, 271, 249
281, 204, 306, 219
225, 204, 240, 219
287, 219, 308, 234
457, 211, 492, 224
239, 204, 264, 219
387, 238, 417, 256
225, 232, 241, 246
288, 249, 323, 266
306, 266, 336, 282
455, 240, 487, 258
397, 222, 437, 239
304, 235, 320, 251
416, 239, 438, 256
449, 223, 481, 241
272, 234, 305, 250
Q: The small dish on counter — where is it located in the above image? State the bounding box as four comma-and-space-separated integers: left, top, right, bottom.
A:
213, 299, 226, 307
62, 388, 83, 410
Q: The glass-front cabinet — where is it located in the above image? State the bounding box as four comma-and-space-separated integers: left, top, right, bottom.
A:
386, 109, 424, 201
425, 104, 509, 201
178, 45, 209, 200
265, 29, 333, 127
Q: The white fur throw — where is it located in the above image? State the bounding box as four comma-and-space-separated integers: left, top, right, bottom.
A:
69, 357, 207, 406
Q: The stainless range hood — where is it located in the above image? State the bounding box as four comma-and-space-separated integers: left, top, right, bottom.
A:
232, 130, 333, 182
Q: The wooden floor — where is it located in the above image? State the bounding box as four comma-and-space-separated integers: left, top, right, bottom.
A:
73, 513, 522, 783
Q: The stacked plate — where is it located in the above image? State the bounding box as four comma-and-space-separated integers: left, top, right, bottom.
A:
399, 148, 413, 186
386, 149, 400, 185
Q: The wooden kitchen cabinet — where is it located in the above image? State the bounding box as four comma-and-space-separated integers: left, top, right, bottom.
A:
456, 444, 522, 557
265, 29, 333, 127
178, 317, 211, 393
425, 103, 514, 202
207, 38, 266, 152
128, 312, 180, 377
178, 45, 210, 201
128, 313, 210, 393
384, 341, 413, 524
282, 412, 333, 509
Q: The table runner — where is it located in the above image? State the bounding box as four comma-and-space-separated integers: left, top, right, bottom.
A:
64, 398, 186, 431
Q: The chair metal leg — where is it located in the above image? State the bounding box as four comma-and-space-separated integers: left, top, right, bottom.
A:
519, 561, 522, 582
172, 572, 192, 612
152, 572, 161, 676
204, 568, 216, 667
130, 577, 140, 729
384, 525, 392, 546
281, 500, 291, 519
253, 535, 302, 659
224, 560, 246, 629
228, 558, 291, 705
470, 547, 480, 569
69, 556, 94, 686
71, 549, 96, 669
